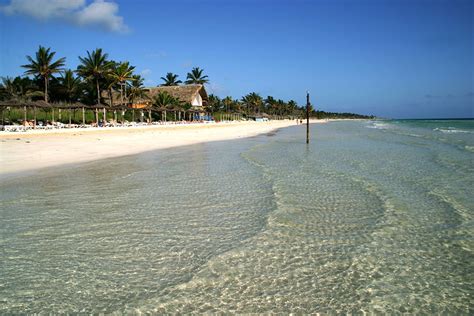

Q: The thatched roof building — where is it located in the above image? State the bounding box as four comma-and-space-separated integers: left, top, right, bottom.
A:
143, 84, 208, 107
100, 84, 208, 109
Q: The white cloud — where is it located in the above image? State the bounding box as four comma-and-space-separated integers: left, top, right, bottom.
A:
74, 0, 128, 33
1, 0, 128, 33
1, 0, 85, 19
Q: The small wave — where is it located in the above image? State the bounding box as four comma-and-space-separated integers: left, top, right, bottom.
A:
403, 133, 424, 138
434, 127, 473, 134
367, 122, 392, 130
465, 146, 474, 153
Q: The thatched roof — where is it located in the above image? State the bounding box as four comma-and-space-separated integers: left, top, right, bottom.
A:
0, 100, 133, 110
144, 84, 208, 105
0, 100, 89, 109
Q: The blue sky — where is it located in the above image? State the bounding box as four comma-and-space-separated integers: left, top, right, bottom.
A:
0, 0, 472, 118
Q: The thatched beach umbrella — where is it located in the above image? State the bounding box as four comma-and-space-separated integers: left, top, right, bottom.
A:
31, 100, 50, 128
88, 104, 105, 125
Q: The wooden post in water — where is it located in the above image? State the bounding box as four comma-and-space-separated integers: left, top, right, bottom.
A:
306, 91, 310, 144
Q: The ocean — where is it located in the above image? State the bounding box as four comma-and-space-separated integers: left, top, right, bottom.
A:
1, 119, 473, 313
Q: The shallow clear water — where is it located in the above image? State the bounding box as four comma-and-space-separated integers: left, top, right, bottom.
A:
1, 120, 473, 313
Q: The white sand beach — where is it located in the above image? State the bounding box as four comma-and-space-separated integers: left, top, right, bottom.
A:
0, 120, 321, 176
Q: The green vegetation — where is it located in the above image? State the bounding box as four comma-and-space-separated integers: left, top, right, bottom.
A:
1, 45, 374, 124
185, 67, 209, 85
21, 45, 65, 103
313, 110, 375, 119
76, 48, 113, 106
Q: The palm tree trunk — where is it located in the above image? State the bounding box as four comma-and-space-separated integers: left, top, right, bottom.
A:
103, 108, 106, 127
96, 79, 100, 106
148, 109, 151, 124
108, 88, 114, 107
52, 108, 55, 123
33, 106, 37, 129
121, 84, 124, 107
82, 107, 85, 125
68, 109, 72, 127
23, 106, 27, 126
44, 76, 48, 103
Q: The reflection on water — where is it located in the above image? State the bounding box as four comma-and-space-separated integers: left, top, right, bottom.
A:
0, 121, 473, 313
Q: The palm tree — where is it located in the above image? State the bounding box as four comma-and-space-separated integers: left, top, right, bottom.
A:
76, 48, 113, 106
229, 98, 242, 114
153, 91, 179, 122
77, 49, 113, 124
104, 70, 117, 107
207, 94, 221, 113
185, 67, 209, 85
153, 91, 179, 108
276, 99, 286, 116
242, 92, 263, 115
0, 77, 21, 101
264, 96, 277, 115
160, 72, 182, 86
0, 76, 42, 101
288, 100, 298, 117
128, 75, 147, 105
57, 70, 82, 103
110, 61, 136, 106
54, 70, 82, 124
21, 46, 65, 103
222, 96, 233, 113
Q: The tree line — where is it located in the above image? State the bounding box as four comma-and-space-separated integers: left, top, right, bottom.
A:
0, 45, 374, 120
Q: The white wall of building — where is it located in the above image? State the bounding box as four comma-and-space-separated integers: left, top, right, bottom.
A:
191, 94, 202, 106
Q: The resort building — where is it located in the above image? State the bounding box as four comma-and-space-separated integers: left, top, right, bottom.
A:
130, 84, 208, 109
